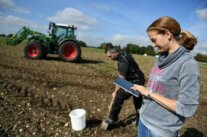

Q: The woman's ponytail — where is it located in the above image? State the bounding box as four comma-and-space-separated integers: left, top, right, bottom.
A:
178, 31, 197, 50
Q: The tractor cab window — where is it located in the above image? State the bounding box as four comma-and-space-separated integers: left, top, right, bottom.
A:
55, 27, 67, 38
67, 29, 74, 37
55, 27, 75, 38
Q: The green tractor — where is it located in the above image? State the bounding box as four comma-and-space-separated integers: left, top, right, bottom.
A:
6, 22, 81, 62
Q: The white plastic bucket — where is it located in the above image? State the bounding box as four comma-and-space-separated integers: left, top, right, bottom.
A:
69, 109, 86, 131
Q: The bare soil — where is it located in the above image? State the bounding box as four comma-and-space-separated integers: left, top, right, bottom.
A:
0, 43, 206, 137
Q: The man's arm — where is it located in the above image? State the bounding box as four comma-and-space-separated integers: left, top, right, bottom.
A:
112, 75, 125, 99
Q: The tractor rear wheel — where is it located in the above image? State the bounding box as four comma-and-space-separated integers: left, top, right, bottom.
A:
58, 41, 81, 62
24, 42, 46, 59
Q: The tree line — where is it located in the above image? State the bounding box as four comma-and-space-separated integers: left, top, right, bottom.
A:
98, 42, 156, 56
1, 34, 206, 62
0, 34, 14, 37
98, 42, 207, 63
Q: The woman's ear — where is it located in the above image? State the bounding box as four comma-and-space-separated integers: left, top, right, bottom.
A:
165, 30, 172, 41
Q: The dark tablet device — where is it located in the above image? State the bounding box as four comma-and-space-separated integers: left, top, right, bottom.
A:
114, 77, 139, 97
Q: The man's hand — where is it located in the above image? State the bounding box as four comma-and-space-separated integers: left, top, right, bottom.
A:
112, 84, 121, 100
112, 91, 117, 100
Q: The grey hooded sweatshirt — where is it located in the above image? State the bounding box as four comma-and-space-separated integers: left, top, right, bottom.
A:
140, 46, 200, 137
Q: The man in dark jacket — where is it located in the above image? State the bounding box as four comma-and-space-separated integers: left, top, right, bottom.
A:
105, 47, 145, 125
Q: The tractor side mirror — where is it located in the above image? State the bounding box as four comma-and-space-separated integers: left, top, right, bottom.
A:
49, 22, 52, 30
48, 22, 55, 35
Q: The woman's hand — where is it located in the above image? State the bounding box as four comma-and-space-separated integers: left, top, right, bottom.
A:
132, 84, 177, 112
131, 84, 149, 97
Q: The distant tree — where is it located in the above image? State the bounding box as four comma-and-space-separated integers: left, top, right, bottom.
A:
126, 43, 139, 54
195, 53, 207, 62
99, 42, 113, 49
99, 42, 114, 52
145, 45, 156, 56
139, 46, 147, 55
114, 45, 121, 51
0, 34, 6, 37
7, 34, 14, 37
122, 44, 156, 56
78, 40, 87, 47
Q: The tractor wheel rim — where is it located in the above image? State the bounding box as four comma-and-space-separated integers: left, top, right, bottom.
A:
28, 46, 39, 57
63, 45, 77, 59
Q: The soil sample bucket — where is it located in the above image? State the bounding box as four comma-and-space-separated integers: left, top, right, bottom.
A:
69, 109, 86, 131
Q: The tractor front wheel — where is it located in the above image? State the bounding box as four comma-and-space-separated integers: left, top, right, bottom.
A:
24, 42, 46, 59
58, 41, 81, 62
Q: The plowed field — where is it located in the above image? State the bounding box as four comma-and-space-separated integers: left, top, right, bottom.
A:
0, 38, 206, 137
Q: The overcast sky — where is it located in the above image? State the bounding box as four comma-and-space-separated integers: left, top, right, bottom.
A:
0, 0, 207, 55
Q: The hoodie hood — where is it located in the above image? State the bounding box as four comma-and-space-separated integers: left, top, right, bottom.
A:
157, 46, 188, 68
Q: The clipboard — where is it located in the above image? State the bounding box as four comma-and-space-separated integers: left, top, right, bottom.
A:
114, 77, 139, 97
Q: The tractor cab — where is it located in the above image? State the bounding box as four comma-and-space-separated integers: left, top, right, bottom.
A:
48, 22, 77, 40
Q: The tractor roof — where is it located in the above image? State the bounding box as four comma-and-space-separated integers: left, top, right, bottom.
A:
55, 23, 77, 30
55, 23, 70, 27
